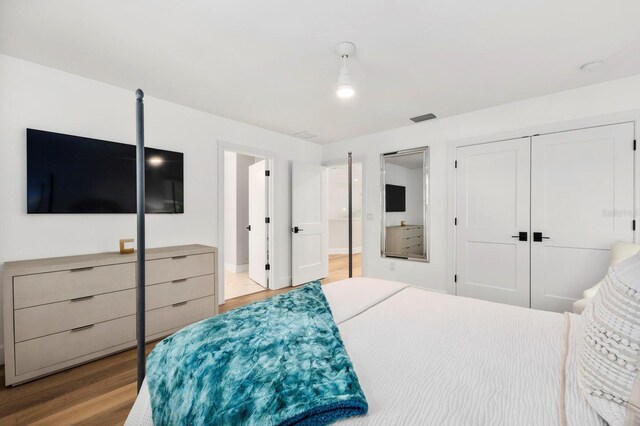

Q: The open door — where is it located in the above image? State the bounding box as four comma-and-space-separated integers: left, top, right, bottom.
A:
248, 159, 269, 288
292, 161, 328, 285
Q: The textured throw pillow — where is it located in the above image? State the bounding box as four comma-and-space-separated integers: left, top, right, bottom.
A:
579, 253, 640, 426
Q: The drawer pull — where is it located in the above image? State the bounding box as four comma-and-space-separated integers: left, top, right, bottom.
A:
172, 278, 188, 284
172, 255, 187, 260
70, 267, 94, 272
70, 295, 94, 302
172, 301, 188, 307
71, 324, 94, 332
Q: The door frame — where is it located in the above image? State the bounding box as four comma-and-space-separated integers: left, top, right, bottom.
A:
447, 110, 640, 296
217, 140, 276, 304
322, 156, 368, 278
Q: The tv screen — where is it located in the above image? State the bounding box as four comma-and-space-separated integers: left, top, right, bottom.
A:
27, 129, 184, 214
385, 184, 405, 212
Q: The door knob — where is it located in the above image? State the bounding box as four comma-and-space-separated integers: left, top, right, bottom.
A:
511, 232, 528, 241
246, 225, 251, 231
533, 232, 550, 242
293, 226, 304, 233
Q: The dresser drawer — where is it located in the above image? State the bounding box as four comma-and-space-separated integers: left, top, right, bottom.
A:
147, 275, 215, 311
15, 315, 135, 375
146, 253, 215, 285
13, 263, 135, 309
399, 226, 423, 238
14, 289, 136, 343
404, 244, 424, 255
147, 295, 215, 337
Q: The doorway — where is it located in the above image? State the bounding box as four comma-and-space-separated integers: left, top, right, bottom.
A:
223, 151, 271, 299
323, 162, 363, 283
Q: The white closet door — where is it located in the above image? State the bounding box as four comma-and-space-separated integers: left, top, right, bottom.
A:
531, 123, 635, 312
456, 138, 531, 307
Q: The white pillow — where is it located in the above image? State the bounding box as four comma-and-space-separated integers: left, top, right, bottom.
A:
579, 253, 640, 425
610, 242, 640, 268
582, 242, 640, 299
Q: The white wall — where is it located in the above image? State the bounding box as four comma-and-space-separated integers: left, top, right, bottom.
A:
323, 73, 640, 293
224, 151, 238, 267
327, 164, 363, 254
0, 54, 322, 361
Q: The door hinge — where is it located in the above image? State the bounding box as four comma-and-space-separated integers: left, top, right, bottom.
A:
454, 160, 458, 168
633, 220, 636, 231
634, 140, 637, 151
454, 274, 457, 283
265, 263, 271, 270
265, 170, 270, 177
265, 217, 270, 223
454, 217, 457, 226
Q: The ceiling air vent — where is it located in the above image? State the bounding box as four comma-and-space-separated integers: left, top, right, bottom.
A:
293, 131, 318, 140
410, 113, 437, 123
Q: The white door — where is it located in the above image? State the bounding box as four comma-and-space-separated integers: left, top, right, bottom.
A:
292, 162, 328, 285
531, 123, 635, 312
248, 159, 268, 288
456, 138, 531, 308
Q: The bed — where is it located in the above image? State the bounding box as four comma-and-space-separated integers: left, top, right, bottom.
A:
126, 277, 604, 425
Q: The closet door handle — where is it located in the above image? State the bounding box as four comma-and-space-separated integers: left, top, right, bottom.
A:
293, 226, 304, 233
511, 232, 528, 242
533, 232, 550, 242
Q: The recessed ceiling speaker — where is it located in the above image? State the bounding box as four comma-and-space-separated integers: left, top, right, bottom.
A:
580, 61, 604, 72
410, 113, 437, 123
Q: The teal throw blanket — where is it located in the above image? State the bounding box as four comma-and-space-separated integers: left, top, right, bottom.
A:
146, 281, 368, 425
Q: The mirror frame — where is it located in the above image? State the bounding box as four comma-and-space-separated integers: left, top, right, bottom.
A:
380, 146, 430, 262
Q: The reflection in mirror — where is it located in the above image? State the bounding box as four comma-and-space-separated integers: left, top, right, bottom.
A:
381, 147, 429, 262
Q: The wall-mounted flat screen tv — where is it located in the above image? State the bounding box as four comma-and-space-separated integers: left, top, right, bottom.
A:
385, 184, 406, 212
27, 129, 184, 214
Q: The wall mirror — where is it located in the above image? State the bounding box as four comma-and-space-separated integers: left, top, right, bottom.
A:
381, 147, 430, 262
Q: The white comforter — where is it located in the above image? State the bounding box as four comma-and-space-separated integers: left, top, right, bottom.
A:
126, 277, 603, 426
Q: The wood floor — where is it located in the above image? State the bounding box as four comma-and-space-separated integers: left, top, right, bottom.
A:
0, 254, 362, 425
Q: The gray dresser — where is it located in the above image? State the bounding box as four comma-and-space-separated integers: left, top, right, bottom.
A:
2, 244, 217, 386
385, 225, 424, 257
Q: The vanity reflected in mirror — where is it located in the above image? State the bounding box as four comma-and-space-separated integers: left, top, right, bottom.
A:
380, 147, 430, 262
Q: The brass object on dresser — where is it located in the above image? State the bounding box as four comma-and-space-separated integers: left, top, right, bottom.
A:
2, 244, 218, 386
119, 238, 135, 254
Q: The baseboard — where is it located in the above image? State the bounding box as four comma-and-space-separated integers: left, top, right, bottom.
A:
328, 247, 362, 255
224, 263, 249, 273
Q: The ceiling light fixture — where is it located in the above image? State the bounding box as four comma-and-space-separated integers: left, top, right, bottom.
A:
336, 42, 356, 98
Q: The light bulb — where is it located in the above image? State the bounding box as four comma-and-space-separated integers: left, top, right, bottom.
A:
148, 156, 164, 166
337, 84, 355, 98
337, 64, 355, 98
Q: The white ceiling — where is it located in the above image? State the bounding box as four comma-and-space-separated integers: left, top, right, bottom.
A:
1, 0, 639, 144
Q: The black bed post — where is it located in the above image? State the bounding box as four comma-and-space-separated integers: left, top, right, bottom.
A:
348, 152, 353, 278
135, 88, 146, 393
